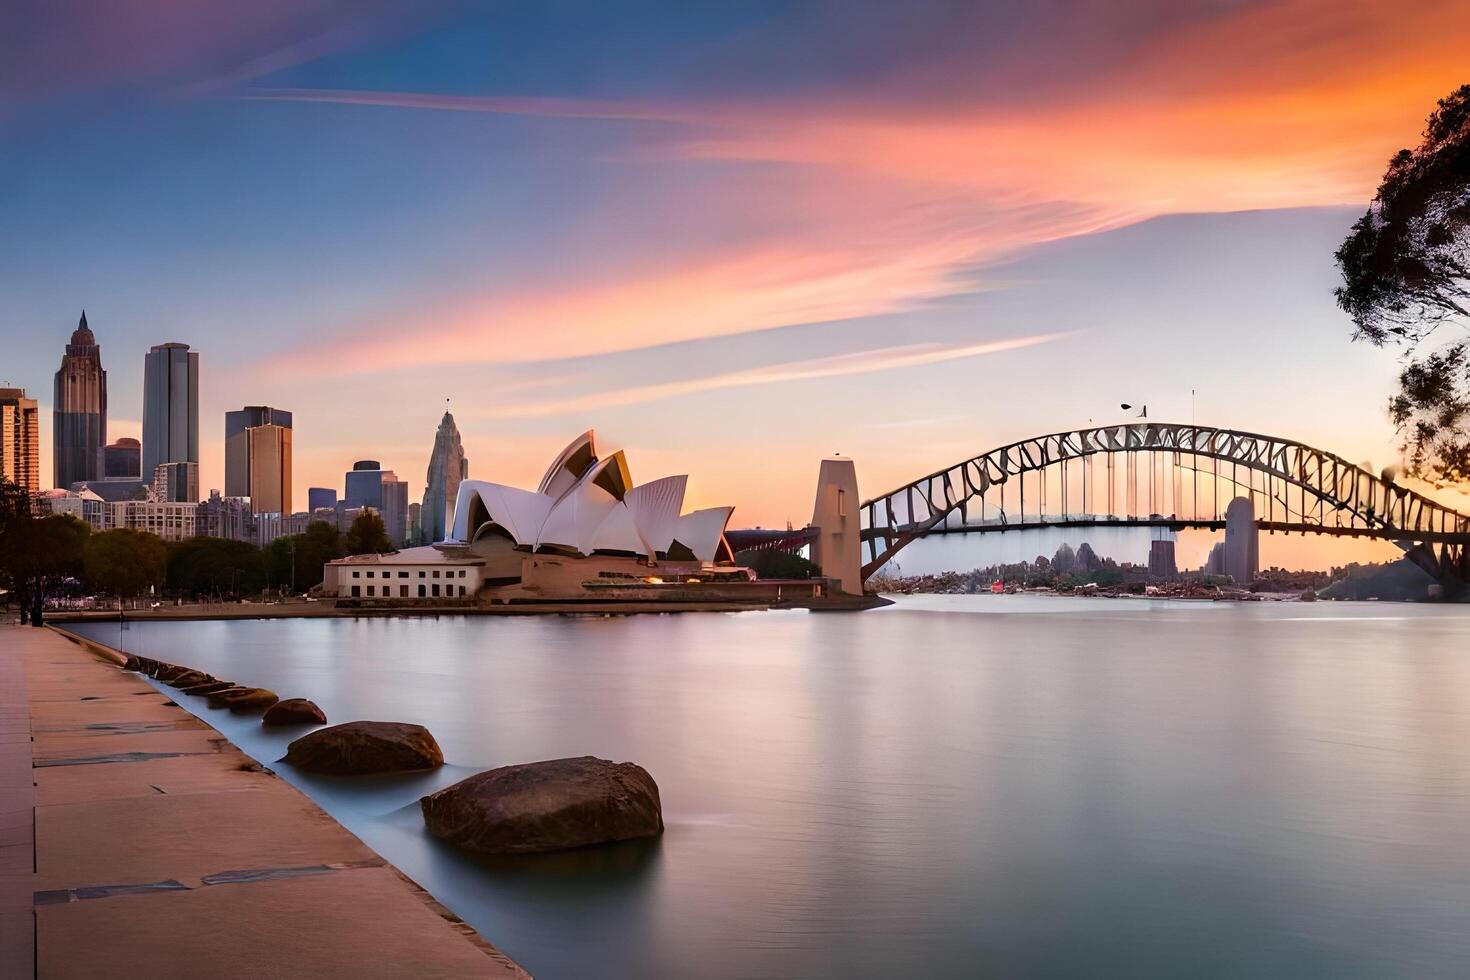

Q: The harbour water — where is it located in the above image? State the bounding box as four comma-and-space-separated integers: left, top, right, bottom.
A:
77, 597, 1470, 978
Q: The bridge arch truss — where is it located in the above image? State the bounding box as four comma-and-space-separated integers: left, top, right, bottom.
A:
860, 423, 1470, 582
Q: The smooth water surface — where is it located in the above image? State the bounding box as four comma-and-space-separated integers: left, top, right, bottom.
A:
78, 597, 1470, 978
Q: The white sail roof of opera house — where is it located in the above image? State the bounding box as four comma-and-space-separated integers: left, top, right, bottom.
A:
447, 431, 733, 562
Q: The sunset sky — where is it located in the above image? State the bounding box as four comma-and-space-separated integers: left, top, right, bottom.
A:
7, 1, 1470, 569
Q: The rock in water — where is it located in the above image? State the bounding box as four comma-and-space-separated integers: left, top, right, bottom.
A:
420, 756, 664, 854
282, 721, 442, 774
164, 668, 212, 689
262, 698, 327, 727
225, 689, 280, 714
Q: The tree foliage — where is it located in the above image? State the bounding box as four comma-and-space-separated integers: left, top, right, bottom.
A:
345, 511, 392, 556
265, 520, 344, 591
0, 506, 89, 624
735, 549, 822, 580
1336, 84, 1470, 481
167, 536, 265, 598
85, 528, 167, 598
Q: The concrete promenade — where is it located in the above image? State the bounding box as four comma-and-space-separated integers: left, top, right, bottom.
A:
1, 624, 529, 978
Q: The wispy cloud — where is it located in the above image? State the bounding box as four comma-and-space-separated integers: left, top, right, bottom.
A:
471, 332, 1072, 420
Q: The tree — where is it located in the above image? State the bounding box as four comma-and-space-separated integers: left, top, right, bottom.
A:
1336, 84, 1470, 481
166, 537, 264, 599
734, 549, 822, 579
85, 528, 166, 600
266, 520, 344, 591
344, 511, 392, 556
0, 510, 89, 625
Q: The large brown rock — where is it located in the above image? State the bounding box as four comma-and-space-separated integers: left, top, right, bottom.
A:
420, 756, 664, 855
226, 689, 280, 714
282, 721, 442, 775
262, 698, 327, 727
205, 687, 279, 713
164, 668, 213, 689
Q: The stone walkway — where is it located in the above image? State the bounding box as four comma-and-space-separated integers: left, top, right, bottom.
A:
2, 624, 529, 978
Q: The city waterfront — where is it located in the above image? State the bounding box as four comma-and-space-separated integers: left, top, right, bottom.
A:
77, 597, 1470, 979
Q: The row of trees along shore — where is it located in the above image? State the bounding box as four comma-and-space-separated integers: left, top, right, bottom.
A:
0, 478, 394, 625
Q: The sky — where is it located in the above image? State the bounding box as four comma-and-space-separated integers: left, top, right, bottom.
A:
6, 0, 1470, 571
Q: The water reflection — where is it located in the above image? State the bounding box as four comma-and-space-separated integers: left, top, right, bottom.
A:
78, 599, 1470, 979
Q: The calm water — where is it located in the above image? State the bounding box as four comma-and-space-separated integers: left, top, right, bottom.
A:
78, 597, 1470, 978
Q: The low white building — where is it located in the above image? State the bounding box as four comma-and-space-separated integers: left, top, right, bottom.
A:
105, 499, 199, 541
323, 546, 485, 600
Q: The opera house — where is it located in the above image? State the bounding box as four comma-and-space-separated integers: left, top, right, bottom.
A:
324, 430, 839, 607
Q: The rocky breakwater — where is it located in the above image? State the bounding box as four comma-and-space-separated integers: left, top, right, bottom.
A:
282, 721, 444, 775
421, 756, 664, 854
119, 654, 320, 723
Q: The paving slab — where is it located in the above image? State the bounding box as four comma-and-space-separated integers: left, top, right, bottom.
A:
5, 625, 528, 978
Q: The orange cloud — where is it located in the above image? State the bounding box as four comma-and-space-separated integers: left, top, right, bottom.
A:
469, 332, 1072, 420
250, 0, 1470, 384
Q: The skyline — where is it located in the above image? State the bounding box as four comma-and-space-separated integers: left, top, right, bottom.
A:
9, 2, 1470, 569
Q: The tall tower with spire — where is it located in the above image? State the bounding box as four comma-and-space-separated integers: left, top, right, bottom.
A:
53, 310, 107, 489
421, 407, 468, 544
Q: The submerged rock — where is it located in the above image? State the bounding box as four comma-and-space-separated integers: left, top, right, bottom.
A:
282, 721, 442, 774
420, 756, 663, 855
164, 668, 212, 689
205, 686, 279, 713
180, 680, 235, 696
262, 698, 327, 727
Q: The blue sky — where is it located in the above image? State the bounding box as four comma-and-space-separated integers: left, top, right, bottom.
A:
6, 1, 1469, 568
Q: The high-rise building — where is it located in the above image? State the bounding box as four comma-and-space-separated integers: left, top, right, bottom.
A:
222, 407, 293, 515
1204, 542, 1227, 577
53, 310, 107, 489
421, 410, 468, 545
308, 487, 337, 512
151, 461, 199, 504
1223, 496, 1259, 585
103, 437, 141, 478
1148, 539, 1178, 579
0, 388, 40, 493
344, 460, 408, 546
198, 490, 255, 542
142, 343, 199, 484
408, 502, 422, 545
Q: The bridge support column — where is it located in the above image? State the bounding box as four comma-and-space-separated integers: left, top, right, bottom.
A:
811, 457, 863, 595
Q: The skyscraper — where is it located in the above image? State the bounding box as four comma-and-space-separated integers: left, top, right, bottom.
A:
0, 388, 40, 492
224, 406, 293, 513
421, 409, 468, 544
53, 310, 107, 489
1223, 496, 1259, 585
345, 460, 408, 546
142, 342, 199, 492
103, 437, 140, 478
308, 487, 337, 512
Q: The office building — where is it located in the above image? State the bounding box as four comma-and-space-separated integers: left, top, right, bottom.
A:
105, 499, 198, 541
1223, 496, 1259, 585
0, 388, 40, 493
151, 461, 199, 505
344, 460, 409, 546
198, 490, 255, 542
421, 410, 468, 545
1148, 539, 1178, 579
141, 342, 198, 486
308, 487, 337, 512
246, 423, 292, 514
224, 406, 293, 508
53, 310, 107, 488
103, 437, 141, 478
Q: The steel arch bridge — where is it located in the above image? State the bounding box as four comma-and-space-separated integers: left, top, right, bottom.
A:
859, 422, 1470, 588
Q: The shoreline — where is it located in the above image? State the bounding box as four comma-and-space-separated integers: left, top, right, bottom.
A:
7, 623, 530, 978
